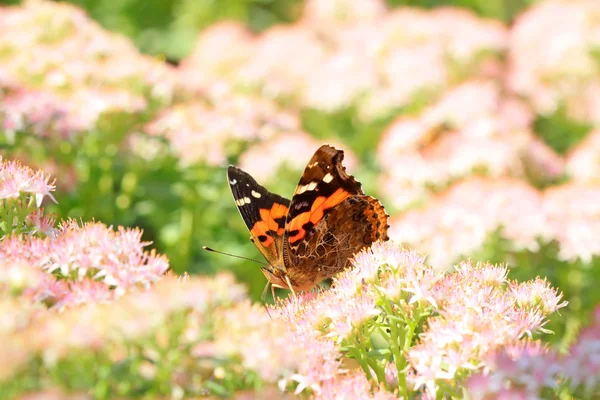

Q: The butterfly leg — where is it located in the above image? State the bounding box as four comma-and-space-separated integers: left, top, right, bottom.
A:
271, 283, 277, 304
284, 275, 297, 298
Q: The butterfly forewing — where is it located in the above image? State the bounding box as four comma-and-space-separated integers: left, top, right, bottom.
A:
283, 145, 364, 248
281, 145, 389, 290
227, 166, 290, 266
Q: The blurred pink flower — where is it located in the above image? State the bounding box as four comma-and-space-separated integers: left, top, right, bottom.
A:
180, 6, 506, 118
301, 0, 387, 26
543, 183, 600, 262
377, 81, 552, 208
389, 177, 548, 269
301, 50, 378, 112
467, 307, 600, 397
566, 129, 600, 183
0, 1, 178, 140
0, 1, 177, 100
5, 273, 247, 371
237, 26, 326, 99
214, 300, 302, 383
562, 307, 600, 391
178, 22, 253, 93
238, 132, 358, 183
508, 0, 600, 122
0, 86, 147, 139
317, 369, 396, 400
145, 93, 300, 167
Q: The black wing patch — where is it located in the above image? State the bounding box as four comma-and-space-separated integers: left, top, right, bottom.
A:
227, 166, 290, 262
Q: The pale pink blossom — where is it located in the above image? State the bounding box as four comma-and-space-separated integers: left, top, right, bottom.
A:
377, 81, 554, 208
389, 178, 548, 270
543, 183, 600, 262
302, 0, 387, 25
0, 220, 169, 306
317, 370, 396, 400
508, 0, 600, 122
561, 308, 600, 391
179, 6, 506, 118
145, 93, 299, 167
0, 158, 56, 206
178, 22, 253, 92
213, 300, 302, 383
0, 1, 177, 100
409, 261, 565, 395
301, 50, 378, 112
7, 273, 246, 369
237, 26, 326, 99
566, 129, 600, 183
466, 308, 600, 397
238, 133, 358, 184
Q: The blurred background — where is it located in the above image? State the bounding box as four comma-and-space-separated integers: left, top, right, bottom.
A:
1, 0, 599, 346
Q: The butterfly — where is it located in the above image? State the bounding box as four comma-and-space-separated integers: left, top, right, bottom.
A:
228, 144, 389, 298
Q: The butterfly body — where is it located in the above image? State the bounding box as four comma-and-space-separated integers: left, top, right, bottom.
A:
228, 144, 389, 292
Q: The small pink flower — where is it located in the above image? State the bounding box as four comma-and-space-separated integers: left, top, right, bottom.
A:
566, 129, 600, 184
0, 158, 57, 205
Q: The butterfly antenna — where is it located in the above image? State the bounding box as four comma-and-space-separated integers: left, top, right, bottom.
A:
202, 246, 267, 265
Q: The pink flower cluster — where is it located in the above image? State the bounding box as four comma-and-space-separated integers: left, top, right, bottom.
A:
0, 158, 57, 237
0, 220, 169, 309
144, 91, 301, 167
0, 0, 176, 137
237, 132, 358, 183
389, 178, 600, 269
508, 0, 600, 124
180, 3, 506, 119
377, 80, 564, 208
566, 129, 600, 183
467, 307, 600, 398
0, 273, 246, 380
408, 264, 565, 396
266, 241, 565, 398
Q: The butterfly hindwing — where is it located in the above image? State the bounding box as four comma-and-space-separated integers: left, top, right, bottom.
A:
280, 144, 390, 290
285, 195, 389, 289
227, 166, 290, 265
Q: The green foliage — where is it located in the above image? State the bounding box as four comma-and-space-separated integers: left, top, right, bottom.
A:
387, 0, 537, 22
56, 0, 301, 60
534, 105, 594, 155
0, 0, 538, 61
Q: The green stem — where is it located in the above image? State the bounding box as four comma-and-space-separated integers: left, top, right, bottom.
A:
347, 341, 372, 380
388, 315, 408, 396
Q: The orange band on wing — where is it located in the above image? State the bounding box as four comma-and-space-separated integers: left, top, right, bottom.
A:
250, 203, 289, 247
288, 188, 350, 243
250, 221, 274, 247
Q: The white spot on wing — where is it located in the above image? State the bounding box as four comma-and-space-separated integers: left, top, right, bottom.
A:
296, 180, 319, 194
322, 173, 333, 183
235, 197, 252, 206
229, 178, 237, 185
251, 190, 262, 198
